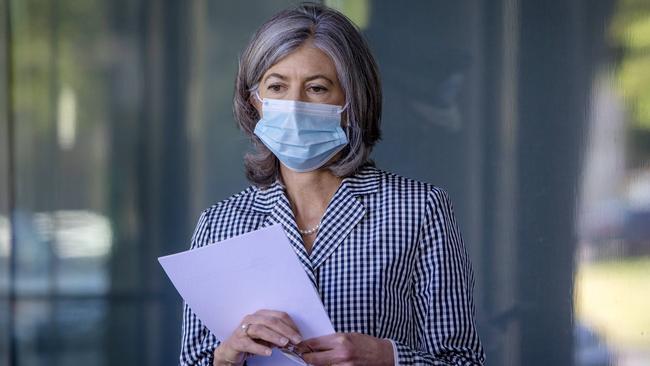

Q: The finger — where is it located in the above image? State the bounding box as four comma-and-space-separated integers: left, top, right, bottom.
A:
302, 349, 348, 366
256, 339, 274, 348
245, 323, 291, 347
246, 312, 302, 344
232, 336, 273, 357
216, 343, 246, 365
255, 309, 301, 335
300, 333, 344, 351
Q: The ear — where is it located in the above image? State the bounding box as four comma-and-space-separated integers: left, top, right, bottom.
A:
249, 92, 262, 116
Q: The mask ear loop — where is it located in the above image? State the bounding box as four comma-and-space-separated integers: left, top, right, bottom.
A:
337, 101, 349, 114
338, 100, 350, 138
340, 101, 354, 140
254, 90, 264, 103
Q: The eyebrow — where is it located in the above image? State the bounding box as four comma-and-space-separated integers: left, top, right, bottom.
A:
263, 73, 334, 85
305, 74, 334, 85
263, 73, 287, 83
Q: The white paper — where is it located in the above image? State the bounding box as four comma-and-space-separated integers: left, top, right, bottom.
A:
159, 224, 335, 365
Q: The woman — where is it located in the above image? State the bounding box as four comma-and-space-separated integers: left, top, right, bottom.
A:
180, 3, 485, 366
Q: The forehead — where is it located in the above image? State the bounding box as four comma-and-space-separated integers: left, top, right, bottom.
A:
264, 43, 338, 78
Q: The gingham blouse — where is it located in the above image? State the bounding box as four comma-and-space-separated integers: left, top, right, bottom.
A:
179, 166, 485, 365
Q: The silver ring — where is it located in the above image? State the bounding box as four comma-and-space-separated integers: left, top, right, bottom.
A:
241, 323, 251, 337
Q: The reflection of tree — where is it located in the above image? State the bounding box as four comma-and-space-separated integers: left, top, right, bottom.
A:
11, 0, 112, 211
9, 0, 142, 363
611, 0, 650, 167
13, 0, 109, 132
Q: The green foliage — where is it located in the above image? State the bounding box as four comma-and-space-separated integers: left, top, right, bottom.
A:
324, 0, 370, 30
611, 0, 650, 130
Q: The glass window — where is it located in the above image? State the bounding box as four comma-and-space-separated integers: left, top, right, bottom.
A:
2, 0, 649, 365
1, 0, 11, 362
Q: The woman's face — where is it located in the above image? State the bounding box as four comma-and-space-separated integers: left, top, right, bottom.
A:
256, 42, 345, 108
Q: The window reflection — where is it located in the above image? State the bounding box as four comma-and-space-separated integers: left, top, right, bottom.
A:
0, 215, 9, 297
0, 215, 9, 259
2, 0, 650, 365
15, 300, 107, 366
13, 210, 112, 294
33, 211, 111, 260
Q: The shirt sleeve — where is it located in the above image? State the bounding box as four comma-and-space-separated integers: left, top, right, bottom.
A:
387, 339, 400, 365
392, 188, 485, 365
179, 210, 221, 366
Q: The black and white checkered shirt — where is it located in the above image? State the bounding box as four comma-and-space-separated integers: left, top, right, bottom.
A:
179, 166, 485, 365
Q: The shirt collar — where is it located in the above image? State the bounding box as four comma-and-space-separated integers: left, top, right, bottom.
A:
249, 164, 381, 214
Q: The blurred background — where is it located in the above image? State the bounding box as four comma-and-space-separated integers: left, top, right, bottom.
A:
1, 0, 649, 365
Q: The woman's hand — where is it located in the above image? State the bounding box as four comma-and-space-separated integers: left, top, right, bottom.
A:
212, 309, 303, 366
298, 333, 395, 366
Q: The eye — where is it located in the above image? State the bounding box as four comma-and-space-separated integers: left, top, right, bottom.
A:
308, 85, 328, 94
267, 84, 285, 93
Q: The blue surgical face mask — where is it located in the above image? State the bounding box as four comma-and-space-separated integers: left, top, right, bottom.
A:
253, 92, 349, 173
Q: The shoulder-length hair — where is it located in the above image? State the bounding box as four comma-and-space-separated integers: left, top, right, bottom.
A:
234, 2, 382, 187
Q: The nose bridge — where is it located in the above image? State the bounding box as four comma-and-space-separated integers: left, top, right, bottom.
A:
285, 81, 308, 102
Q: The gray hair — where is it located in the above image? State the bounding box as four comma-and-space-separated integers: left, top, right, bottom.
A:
234, 2, 382, 187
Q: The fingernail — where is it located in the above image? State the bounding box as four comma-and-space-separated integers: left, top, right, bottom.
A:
265, 349, 272, 356
293, 336, 302, 344
280, 337, 289, 345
